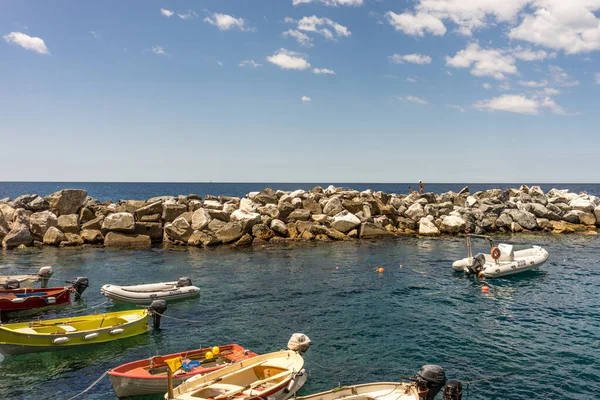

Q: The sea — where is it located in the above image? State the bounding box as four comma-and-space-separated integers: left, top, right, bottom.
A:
0, 183, 598, 400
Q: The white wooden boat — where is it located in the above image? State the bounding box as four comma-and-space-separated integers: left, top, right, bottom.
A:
169, 349, 306, 400
296, 383, 421, 400
452, 235, 549, 278
0, 266, 53, 289
101, 277, 199, 305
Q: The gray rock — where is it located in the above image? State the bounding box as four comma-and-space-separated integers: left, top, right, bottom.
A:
188, 230, 220, 247
230, 209, 261, 232
287, 209, 311, 222
405, 203, 425, 220
524, 203, 560, 220
508, 210, 538, 230
191, 208, 212, 231
418, 217, 440, 236
240, 198, 259, 213
208, 219, 226, 232
58, 214, 79, 234
207, 209, 231, 222
43, 226, 66, 246
0, 204, 15, 226
563, 210, 584, 224
82, 216, 105, 231
78, 207, 94, 223
223, 203, 237, 214
254, 188, 278, 205
331, 210, 361, 233
203, 200, 223, 210
342, 199, 363, 214
277, 202, 295, 220
359, 222, 394, 238
270, 219, 288, 236
45, 189, 87, 215
80, 229, 103, 244
102, 212, 135, 234
13, 194, 49, 212
134, 201, 163, 220
134, 222, 163, 241
116, 200, 146, 213
595, 206, 600, 225
29, 210, 58, 238
495, 213, 513, 229
440, 215, 466, 234
258, 204, 280, 219
302, 198, 322, 214
216, 221, 244, 243
396, 217, 417, 230
104, 232, 151, 248
579, 212, 596, 226
3, 225, 33, 248
323, 197, 343, 216
165, 217, 193, 242
162, 203, 187, 222
569, 198, 595, 213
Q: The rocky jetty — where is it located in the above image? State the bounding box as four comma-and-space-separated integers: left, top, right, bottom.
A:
0, 186, 598, 249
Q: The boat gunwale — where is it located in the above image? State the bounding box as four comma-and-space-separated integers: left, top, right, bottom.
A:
295, 382, 419, 400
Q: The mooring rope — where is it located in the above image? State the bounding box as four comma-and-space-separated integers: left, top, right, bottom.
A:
152, 311, 203, 324
66, 370, 109, 400
464, 371, 516, 392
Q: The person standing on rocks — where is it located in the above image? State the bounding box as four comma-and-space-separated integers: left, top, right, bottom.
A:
419, 180, 424, 194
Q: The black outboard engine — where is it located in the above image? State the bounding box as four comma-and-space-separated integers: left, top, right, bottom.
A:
176, 277, 192, 287
70, 277, 89, 299
443, 380, 462, 400
466, 253, 486, 275
149, 300, 168, 329
0, 279, 20, 290
415, 365, 447, 400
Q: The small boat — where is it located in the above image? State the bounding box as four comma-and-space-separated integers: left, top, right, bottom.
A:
0, 277, 88, 313
0, 266, 54, 289
170, 334, 311, 400
109, 344, 258, 398
101, 277, 200, 305
452, 234, 549, 278
0, 300, 167, 356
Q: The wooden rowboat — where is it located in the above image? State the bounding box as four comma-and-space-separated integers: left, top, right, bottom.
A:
170, 350, 306, 400
0, 287, 72, 313
0, 266, 54, 289
0, 309, 151, 356
296, 382, 422, 400
109, 344, 258, 398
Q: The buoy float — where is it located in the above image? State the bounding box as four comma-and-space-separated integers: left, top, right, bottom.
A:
481, 286, 489, 293
205, 351, 214, 360
376, 267, 385, 273
212, 346, 220, 355
478, 272, 485, 277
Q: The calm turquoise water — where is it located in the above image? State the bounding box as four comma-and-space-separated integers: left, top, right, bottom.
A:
0, 234, 599, 399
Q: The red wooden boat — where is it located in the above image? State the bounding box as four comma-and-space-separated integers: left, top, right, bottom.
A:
0, 277, 88, 313
109, 344, 258, 398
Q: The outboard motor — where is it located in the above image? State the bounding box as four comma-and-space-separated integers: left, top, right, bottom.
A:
287, 333, 311, 354
176, 277, 192, 287
466, 253, 486, 275
70, 277, 89, 299
0, 279, 20, 290
443, 380, 462, 400
414, 365, 447, 400
149, 300, 168, 329
38, 266, 54, 288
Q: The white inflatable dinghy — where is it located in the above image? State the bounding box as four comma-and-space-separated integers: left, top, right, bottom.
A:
101, 277, 200, 305
452, 235, 548, 278
0, 266, 53, 289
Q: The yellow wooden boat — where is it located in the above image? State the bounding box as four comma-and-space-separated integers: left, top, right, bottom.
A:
0, 309, 150, 356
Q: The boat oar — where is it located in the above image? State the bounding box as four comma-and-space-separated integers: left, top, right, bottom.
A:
212, 370, 293, 400
182, 360, 269, 391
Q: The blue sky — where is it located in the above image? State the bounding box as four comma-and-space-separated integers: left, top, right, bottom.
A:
1, 0, 599, 183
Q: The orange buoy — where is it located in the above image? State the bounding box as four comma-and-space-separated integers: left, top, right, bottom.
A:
491, 247, 501, 260
481, 286, 489, 292
376, 267, 385, 273
478, 272, 485, 278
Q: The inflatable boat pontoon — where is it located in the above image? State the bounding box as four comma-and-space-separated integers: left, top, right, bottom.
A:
101, 277, 200, 305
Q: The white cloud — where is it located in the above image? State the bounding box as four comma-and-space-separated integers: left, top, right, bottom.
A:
519, 80, 548, 87
448, 104, 466, 112
482, 83, 492, 89
509, 0, 600, 54
385, 11, 446, 37
217, 61, 223, 66
445, 43, 517, 80
474, 94, 572, 115
3, 32, 49, 55
161, 8, 174, 17
406, 77, 417, 83
267, 48, 311, 70
239, 60, 263, 68
389, 53, 432, 64
499, 81, 512, 91
204, 13, 252, 31
283, 29, 313, 47
296, 15, 351, 40
313, 68, 336, 74
152, 46, 167, 56
474, 95, 539, 114
293, 0, 363, 6
511, 46, 556, 61
399, 95, 429, 105
542, 87, 560, 95
301, 96, 312, 102
596, 73, 600, 84
548, 66, 580, 87
178, 10, 197, 20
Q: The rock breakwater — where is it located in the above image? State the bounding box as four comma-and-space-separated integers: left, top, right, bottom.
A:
1, 185, 598, 249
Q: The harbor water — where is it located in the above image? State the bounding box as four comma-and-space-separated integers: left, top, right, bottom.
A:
0, 233, 599, 399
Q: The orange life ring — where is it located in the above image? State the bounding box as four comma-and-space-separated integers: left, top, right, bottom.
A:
490, 247, 501, 260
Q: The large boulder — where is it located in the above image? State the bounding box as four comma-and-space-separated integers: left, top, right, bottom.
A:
331, 210, 361, 233
80, 229, 104, 244
13, 194, 49, 212
134, 222, 163, 242
359, 222, 394, 238
203, 200, 223, 210
45, 189, 87, 215
162, 203, 187, 222
569, 198, 595, 213
302, 198, 322, 214
508, 210, 538, 230
270, 219, 288, 236
251, 224, 275, 241
323, 197, 343, 216
405, 203, 425, 221
440, 215, 466, 234
104, 232, 151, 248
82, 216, 104, 231
116, 200, 146, 214
215, 221, 244, 243
240, 198, 259, 213
418, 217, 440, 236
258, 204, 280, 219
191, 208, 212, 231
29, 210, 58, 238
525, 203, 560, 220
164, 217, 193, 242
254, 188, 278, 205
563, 210, 585, 224
101, 212, 135, 234
0, 204, 15, 226
188, 230, 220, 247
287, 209, 311, 222
58, 214, 79, 234
595, 206, 600, 225
134, 201, 163, 221
3, 226, 33, 248
43, 226, 66, 246
579, 213, 596, 226
277, 202, 295, 220
230, 209, 261, 232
